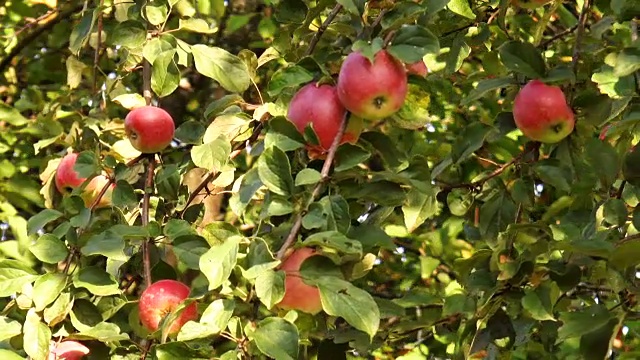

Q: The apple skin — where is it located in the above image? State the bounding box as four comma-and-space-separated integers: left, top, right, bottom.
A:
513, 80, 575, 143
138, 279, 198, 335
337, 50, 408, 121
287, 82, 361, 155
82, 175, 114, 208
405, 61, 429, 77
124, 106, 175, 154
48, 340, 90, 360
55, 153, 86, 193
276, 247, 323, 315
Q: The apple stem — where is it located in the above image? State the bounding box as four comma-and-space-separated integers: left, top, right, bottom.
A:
305, 4, 342, 57
275, 112, 349, 260
142, 154, 157, 289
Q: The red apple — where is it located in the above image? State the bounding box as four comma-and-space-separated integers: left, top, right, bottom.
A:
513, 80, 575, 143
138, 279, 198, 335
48, 340, 90, 360
287, 82, 361, 157
276, 247, 323, 314
337, 49, 408, 121
124, 106, 175, 153
405, 61, 429, 77
55, 153, 86, 193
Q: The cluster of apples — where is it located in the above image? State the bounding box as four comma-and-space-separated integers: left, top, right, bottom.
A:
53, 106, 175, 207
287, 49, 427, 157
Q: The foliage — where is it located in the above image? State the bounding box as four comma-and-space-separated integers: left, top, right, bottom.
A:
0, 0, 639, 359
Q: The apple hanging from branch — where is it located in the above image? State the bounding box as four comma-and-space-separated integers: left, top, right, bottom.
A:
55, 153, 114, 208
276, 247, 323, 314
125, 106, 176, 154
512, 80, 575, 143
138, 279, 198, 335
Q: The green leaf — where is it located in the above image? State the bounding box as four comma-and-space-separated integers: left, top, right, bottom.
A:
191, 136, 231, 173
203, 113, 252, 144
200, 298, 235, 331
451, 122, 497, 164
32, 273, 66, 311
533, 163, 572, 193
334, 144, 371, 172
304, 231, 363, 256
251, 317, 299, 360
112, 93, 147, 109
72, 266, 120, 296
112, 180, 138, 208
264, 116, 305, 152
66, 56, 86, 89
257, 146, 294, 197
0, 350, 25, 360
191, 44, 251, 93
27, 209, 63, 235
23, 308, 51, 360
204, 94, 245, 119
614, 48, 640, 77
274, 0, 307, 23
521, 282, 560, 321
448, 0, 475, 19
585, 138, 619, 186
461, 77, 516, 105
74, 151, 101, 178
558, 305, 613, 340
0, 266, 38, 297
69, 8, 98, 54
387, 25, 440, 63
175, 120, 206, 144
151, 50, 180, 98
611, 238, 640, 270
316, 276, 380, 339
403, 187, 439, 233
81, 230, 127, 261
295, 168, 322, 186
602, 198, 627, 226
44, 292, 73, 326
0, 316, 22, 342
498, 41, 546, 78
267, 65, 314, 97
144, 3, 169, 25
74, 322, 130, 342
199, 237, 240, 290
173, 236, 210, 270
255, 270, 285, 309
111, 20, 147, 48
143, 35, 177, 64
336, 0, 360, 15
0, 103, 28, 126
155, 342, 209, 360
179, 17, 215, 33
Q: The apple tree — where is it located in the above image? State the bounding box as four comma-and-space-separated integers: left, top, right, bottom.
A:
0, 0, 640, 359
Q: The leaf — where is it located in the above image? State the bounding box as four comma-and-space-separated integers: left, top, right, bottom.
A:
0, 266, 38, 297
521, 283, 559, 321
336, 0, 360, 15
267, 65, 314, 97
200, 299, 235, 330
74, 151, 101, 178
44, 292, 73, 326
0, 103, 28, 126
316, 276, 380, 339
462, 77, 516, 105
558, 305, 613, 340
264, 116, 305, 152
173, 236, 210, 269
81, 230, 127, 261
0, 316, 22, 341
144, 3, 169, 25
112, 93, 147, 110
403, 187, 439, 233
585, 138, 619, 187
191, 44, 251, 93
251, 317, 299, 360
175, 121, 206, 144
295, 168, 322, 186
191, 136, 231, 173
451, 122, 497, 164
74, 322, 130, 342
499, 41, 546, 78
448, 0, 475, 19
32, 273, 66, 311
257, 146, 294, 197
614, 48, 640, 77
387, 25, 440, 63
72, 266, 120, 296
179, 17, 215, 33
334, 144, 371, 172
23, 308, 51, 360
304, 231, 363, 256
111, 20, 147, 48
274, 0, 307, 23
204, 94, 245, 119
151, 50, 180, 98
27, 209, 63, 235
66, 56, 86, 89
203, 113, 252, 143
69, 8, 98, 54
255, 270, 285, 309
199, 237, 240, 290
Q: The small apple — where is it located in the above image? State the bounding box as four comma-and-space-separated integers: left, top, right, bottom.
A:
48, 340, 90, 360
276, 247, 323, 314
337, 49, 408, 121
124, 106, 175, 154
513, 80, 575, 143
287, 82, 361, 157
405, 60, 429, 77
138, 279, 198, 335
81, 175, 115, 208
55, 153, 86, 193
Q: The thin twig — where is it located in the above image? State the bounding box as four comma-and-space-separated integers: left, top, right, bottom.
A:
275, 113, 349, 260
142, 58, 152, 105
617, 232, 640, 246
92, 0, 104, 93
142, 155, 156, 289
0, 4, 84, 74
538, 24, 578, 48
571, 0, 590, 77
533, 0, 561, 46
304, 4, 342, 56
88, 155, 144, 210
355, 8, 388, 41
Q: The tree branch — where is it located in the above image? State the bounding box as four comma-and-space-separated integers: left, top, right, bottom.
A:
92, 0, 104, 94
142, 155, 157, 289
304, 4, 342, 56
571, 0, 590, 77
538, 24, 578, 48
275, 113, 349, 260
0, 4, 84, 75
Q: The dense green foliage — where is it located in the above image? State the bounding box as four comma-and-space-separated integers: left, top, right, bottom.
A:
1, 0, 640, 359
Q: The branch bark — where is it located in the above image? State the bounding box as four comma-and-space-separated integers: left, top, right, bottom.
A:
304, 4, 342, 56
142, 155, 157, 289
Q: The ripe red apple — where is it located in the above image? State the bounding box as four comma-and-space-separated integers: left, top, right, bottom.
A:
276, 247, 323, 314
337, 49, 408, 121
405, 61, 429, 77
138, 279, 198, 335
55, 153, 86, 193
287, 82, 361, 157
48, 340, 89, 360
124, 106, 175, 153
513, 80, 575, 143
